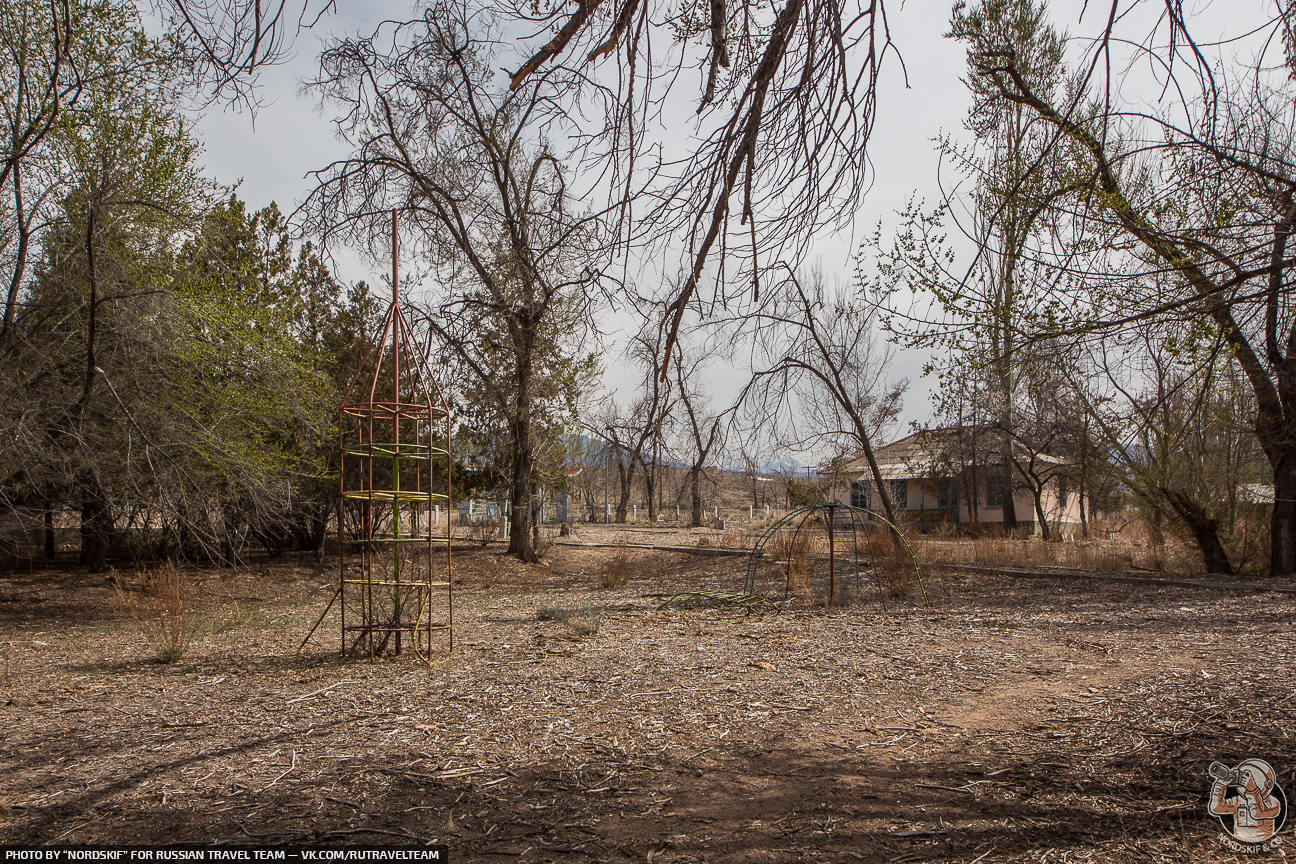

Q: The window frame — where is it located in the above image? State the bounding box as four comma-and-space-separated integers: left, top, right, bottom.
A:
985, 473, 1007, 509
889, 479, 908, 509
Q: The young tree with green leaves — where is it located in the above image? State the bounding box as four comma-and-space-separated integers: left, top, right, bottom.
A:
173, 197, 372, 564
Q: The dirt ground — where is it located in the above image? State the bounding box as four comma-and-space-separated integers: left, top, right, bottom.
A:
3, 525, 1296, 862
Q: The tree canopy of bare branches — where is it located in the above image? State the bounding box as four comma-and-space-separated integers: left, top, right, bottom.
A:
299, 10, 607, 561
726, 266, 905, 528
866, 0, 1296, 575
163, 0, 899, 369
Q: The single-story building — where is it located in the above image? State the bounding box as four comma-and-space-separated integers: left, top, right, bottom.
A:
825, 429, 1083, 536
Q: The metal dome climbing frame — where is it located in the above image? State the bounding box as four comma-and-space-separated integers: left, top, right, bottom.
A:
742, 504, 928, 608
336, 211, 453, 660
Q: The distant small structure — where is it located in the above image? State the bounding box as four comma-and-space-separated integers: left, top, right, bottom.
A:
825, 429, 1082, 535
1241, 484, 1275, 506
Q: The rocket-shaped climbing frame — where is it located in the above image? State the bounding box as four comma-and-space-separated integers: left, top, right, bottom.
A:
337, 212, 452, 660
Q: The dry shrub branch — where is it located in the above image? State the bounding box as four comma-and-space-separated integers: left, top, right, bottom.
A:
913, 531, 1152, 573
600, 541, 631, 588
111, 559, 191, 663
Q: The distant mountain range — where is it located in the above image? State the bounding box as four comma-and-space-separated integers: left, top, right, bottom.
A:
568, 433, 814, 477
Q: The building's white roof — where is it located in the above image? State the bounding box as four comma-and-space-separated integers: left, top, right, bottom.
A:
1241, 483, 1275, 504
826, 429, 1067, 481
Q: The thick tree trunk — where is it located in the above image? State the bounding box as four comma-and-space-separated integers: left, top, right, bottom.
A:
643, 457, 657, 522
615, 460, 634, 523
0, 170, 29, 350
690, 466, 704, 527
505, 310, 541, 562
1271, 454, 1296, 577
79, 497, 112, 572
1001, 454, 1019, 533
219, 505, 241, 568
507, 414, 538, 562
656, 453, 664, 517
44, 506, 55, 559
1163, 488, 1234, 575
1030, 482, 1050, 541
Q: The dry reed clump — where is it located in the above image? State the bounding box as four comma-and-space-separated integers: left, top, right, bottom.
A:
860, 528, 924, 601
757, 521, 928, 607
767, 527, 824, 602
717, 528, 751, 549
600, 541, 631, 588
536, 604, 601, 636
111, 559, 191, 663
911, 527, 1180, 573
767, 527, 801, 592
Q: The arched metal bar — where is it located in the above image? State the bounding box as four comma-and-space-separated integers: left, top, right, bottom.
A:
741, 504, 928, 608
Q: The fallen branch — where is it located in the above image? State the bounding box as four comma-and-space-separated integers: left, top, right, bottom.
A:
284, 680, 355, 706
659, 591, 778, 615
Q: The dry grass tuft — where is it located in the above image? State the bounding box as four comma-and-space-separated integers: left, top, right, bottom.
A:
717, 529, 751, 549
860, 528, 922, 601
600, 541, 631, 588
536, 604, 601, 636
111, 559, 191, 663
912, 530, 1163, 573
767, 527, 819, 601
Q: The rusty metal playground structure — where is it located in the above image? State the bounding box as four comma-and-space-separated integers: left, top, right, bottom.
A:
300, 212, 454, 661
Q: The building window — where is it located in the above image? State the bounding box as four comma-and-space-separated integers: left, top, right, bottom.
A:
1058, 477, 1068, 509
850, 481, 869, 510
890, 479, 908, 509
936, 478, 955, 509
986, 473, 1007, 508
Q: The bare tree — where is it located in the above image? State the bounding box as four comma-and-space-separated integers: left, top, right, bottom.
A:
868, 0, 1068, 534
949, 2, 1296, 575
0, 0, 77, 349
673, 345, 727, 528
161, 0, 900, 367
625, 316, 675, 521
300, 12, 608, 562
1070, 324, 1270, 574
0, 0, 191, 348
727, 266, 906, 531
589, 403, 637, 524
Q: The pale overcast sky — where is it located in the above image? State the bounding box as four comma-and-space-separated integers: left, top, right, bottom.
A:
190, 0, 1268, 447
